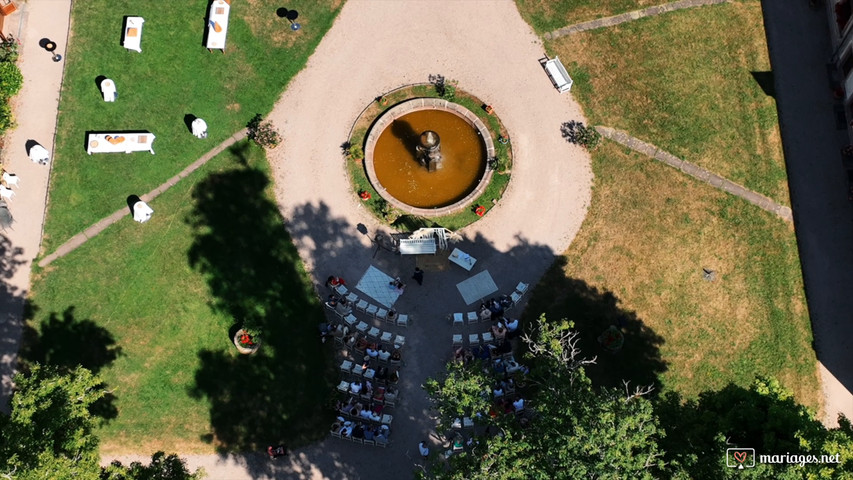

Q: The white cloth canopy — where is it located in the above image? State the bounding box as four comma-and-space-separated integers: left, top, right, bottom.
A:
29, 145, 50, 165
133, 201, 154, 223
192, 118, 208, 138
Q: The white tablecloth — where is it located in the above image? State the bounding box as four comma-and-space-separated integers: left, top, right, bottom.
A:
206, 0, 231, 50
87, 132, 155, 155
122, 17, 144, 53
133, 201, 153, 223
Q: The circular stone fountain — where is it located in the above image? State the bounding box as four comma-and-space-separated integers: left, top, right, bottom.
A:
364, 98, 495, 216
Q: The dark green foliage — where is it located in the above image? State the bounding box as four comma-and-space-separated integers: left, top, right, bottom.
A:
101, 452, 204, 480
561, 120, 601, 150
0, 34, 19, 63
247, 114, 282, 149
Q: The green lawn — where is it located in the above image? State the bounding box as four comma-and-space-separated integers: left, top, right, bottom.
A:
548, 1, 788, 205
523, 141, 820, 411
515, 0, 673, 33
42, 0, 342, 255
27, 141, 336, 454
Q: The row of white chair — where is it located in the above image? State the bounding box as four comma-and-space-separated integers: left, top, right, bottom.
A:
452, 332, 495, 347
449, 282, 529, 327
341, 314, 406, 348
330, 430, 389, 447
333, 285, 410, 327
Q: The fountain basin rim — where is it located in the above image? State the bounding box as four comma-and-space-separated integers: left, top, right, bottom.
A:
364, 98, 496, 217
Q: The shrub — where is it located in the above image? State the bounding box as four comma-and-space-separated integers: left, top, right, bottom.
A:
349, 144, 363, 160
560, 120, 601, 150
0, 62, 23, 100
0, 101, 14, 132
0, 35, 18, 63
247, 114, 281, 149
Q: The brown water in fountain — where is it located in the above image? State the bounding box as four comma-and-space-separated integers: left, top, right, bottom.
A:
373, 110, 486, 209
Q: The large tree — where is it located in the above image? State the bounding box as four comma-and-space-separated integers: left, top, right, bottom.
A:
424, 316, 666, 479
0, 364, 204, 480
0, 364, 105, 479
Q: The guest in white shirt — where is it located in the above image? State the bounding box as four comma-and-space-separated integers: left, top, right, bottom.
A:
350, 381, 362, 394
505, 318, 519, 332
512, 398, 525, 412
377, 347, 391, 361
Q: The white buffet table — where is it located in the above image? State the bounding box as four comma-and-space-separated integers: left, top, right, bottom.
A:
206, 0, 231, 51
87, 132, 155, 155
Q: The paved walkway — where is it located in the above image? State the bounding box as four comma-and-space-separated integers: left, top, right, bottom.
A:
0, 0, 71, 413
596, 126, 793, 222
760, 0, 853, 427
543, 0, 729, 40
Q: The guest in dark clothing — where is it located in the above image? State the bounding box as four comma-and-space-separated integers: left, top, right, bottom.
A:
412, 267, 424, 285
353, 423, 365, 439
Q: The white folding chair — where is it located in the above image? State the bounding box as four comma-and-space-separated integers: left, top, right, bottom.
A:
344, 313, 357, 327
366, 304, 378, 316
345, 292, 359, 303
452, 334, 463, 347
350, 365, 364, 377
339, 360, 353, 372
396, 314, 409, 327
452, 313, 464, 327
375, 308, 388, 321
0, 186, 14, 200
516, 281, 529, 295
334, 284, 348, 296
363, 368, 376, 380
393, 334, 406, 348
467, 312, 478, 325
380, 331, 393, 343
356, 300, 369, 312
367, 326, 381, 339
468, 333, 480, 345
337, 380, 350, 392
380, 414, 393, 425
2, 173, 19, 188
355, 321, 369, 333
510, 291, 522, 305
482, 332, 494, 344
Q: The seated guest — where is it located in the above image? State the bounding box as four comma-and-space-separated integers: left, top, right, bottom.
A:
491, 323, 507, 341
493, 386, 504, 397
390, 350, 402, 362
365, 380, 374, 395
363, 426, 376, 441
373, 386, 386, 401
389, 370, 400, 383
377, 346, 391, 361
350, 381, 362, 394
384, 387, 398, 402
512, 398, 525, 412
494, 339, 512, 355
387, 309, 399, 322
506, 359, 525, 374
330, 422, 343, 434
375, 366, 388, 380
479, 305, 492, 322
453, 346, 466, 363
366, 346, 379, 358
500, 295, 513, 310
505, 318, 519, 332
341, 421, 354, 437
375, 429, 389, 444
352, 422, 365, 439
359, 408, 372, 420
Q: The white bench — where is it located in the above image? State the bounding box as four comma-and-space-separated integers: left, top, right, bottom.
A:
398, 238, 437, 255
122, 17, 145, 53
87, 132, 155, 155
542, 56, 573, 93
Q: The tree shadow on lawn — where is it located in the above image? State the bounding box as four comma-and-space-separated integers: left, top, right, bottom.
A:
186, 164, 335, 455
17, 304, 121, 421
521, 257, 667, 391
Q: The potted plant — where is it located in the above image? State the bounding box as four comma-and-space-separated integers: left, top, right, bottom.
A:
233, 321, 262, 355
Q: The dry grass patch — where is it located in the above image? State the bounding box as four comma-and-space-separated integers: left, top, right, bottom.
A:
554, 1, 788, 205
525, 140, 819, 412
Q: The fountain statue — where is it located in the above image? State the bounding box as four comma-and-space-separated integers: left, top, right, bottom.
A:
415, 130, 443, 171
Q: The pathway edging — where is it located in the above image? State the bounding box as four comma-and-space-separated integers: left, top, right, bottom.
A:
543, 0, 729, 39
38, 130, 248, 268
596, 126, 793, 222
